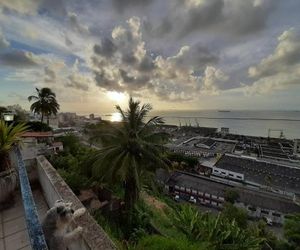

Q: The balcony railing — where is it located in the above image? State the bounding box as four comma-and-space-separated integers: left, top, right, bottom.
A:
14, 147, 48, 250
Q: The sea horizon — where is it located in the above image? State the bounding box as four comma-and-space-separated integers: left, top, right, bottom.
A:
89, 110, 300, 139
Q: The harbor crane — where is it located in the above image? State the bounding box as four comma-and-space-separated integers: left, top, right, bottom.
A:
178, 118, 181, 127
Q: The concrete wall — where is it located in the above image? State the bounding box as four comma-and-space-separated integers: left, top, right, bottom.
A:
36, 156, 116, 250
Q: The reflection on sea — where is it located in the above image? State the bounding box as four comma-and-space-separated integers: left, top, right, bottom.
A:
110, 112, 122, 122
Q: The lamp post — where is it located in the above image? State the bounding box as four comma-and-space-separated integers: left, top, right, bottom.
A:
2, 113, 15, 125
3, 113, 15, 122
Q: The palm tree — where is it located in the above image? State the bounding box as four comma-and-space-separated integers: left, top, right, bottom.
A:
0, 120, 28, 205
0, 120, 28, 171
28, 88, 60, 124
89, 98, 168, 221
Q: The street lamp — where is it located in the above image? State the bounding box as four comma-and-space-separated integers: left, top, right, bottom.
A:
2, 113, 14, 122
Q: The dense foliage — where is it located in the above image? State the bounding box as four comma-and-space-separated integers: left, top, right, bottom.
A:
166, 151, 198, 169
224, 188, 240, 204
284, 213, 300, 249
47, 134, 94, 194
26, 121, 52, 132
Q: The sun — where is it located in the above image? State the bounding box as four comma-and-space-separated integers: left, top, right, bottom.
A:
107, 91, 126, 102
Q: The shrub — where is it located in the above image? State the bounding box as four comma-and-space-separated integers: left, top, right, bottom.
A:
221, 202, 248, 229
224, 188, 239, 204
135, 235, 208, 250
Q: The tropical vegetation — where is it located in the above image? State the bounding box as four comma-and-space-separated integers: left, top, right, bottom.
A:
28, 87, 60, 124
46, 98, 300, 250
0, 120, 28, 171
0, 120, 28, 206
88, 97, 168, 226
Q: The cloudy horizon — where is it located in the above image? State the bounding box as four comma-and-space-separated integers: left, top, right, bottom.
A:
1, 0, 300, 114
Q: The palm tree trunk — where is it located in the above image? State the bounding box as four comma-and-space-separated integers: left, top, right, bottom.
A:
41, 113, 44, 123
124, 178, 139, 228
47, 116, 49, 125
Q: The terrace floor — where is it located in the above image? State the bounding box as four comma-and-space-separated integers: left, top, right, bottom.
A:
0, 189, 48, 250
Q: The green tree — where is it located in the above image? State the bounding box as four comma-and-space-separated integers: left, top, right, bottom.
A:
224, 188, 240, 204
221, 202, 248, 229
26, 121, 52, 132
28, 88, 60, 124
284, 213, 300, 249
89, 98, 168, 224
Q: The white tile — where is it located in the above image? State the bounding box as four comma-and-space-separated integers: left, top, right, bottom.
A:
4, 216, 26, 237
2, 204, 24, 222
4, 229, 30, 250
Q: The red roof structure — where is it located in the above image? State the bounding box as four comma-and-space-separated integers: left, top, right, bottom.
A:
21, 132, 54, 138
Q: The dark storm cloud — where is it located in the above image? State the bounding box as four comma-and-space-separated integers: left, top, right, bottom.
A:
178, 0, 224, 37
145, 0, 277, 38
0, 50, 38, 67
121, 53, 137, 65
94, 70, 122, 91
94, 38, 117, 58
138, 56, 156, 72
174, 43, 219, 70
119, 69, 150, 90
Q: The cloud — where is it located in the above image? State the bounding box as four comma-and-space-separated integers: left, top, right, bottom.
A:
248, 28, 300, 78
64, 60, 90, 91
67, 12, 89, 34
0, 50, 39, 67
0, 29, 9, 49
90, 16, 224, 100
146, 0, 276, 38
201, 66, 228, 95
0, 0, 39, 15
44, 66, 56, 83
93, 38, 117, 58
0, 0, 67, 16
111, 0, 153, 13
245, 28, 300, 95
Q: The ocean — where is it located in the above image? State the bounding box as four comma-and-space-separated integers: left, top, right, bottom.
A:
148, 110, 300, 139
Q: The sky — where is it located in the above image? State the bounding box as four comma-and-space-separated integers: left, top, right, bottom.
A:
0, 0, 300, 114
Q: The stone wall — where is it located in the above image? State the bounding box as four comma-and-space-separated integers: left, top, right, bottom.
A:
36, 155, 116, 250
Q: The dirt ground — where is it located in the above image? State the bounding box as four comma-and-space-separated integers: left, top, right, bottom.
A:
141, 191, 167, 211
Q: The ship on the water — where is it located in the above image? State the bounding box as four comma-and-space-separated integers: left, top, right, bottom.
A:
218, 110, 231, 112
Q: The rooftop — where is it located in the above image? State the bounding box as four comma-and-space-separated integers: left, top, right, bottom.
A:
215, 154, 300, 193
166, 171, 300, 214
21, 132, 53, 138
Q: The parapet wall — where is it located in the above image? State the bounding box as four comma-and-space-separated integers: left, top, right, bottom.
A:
36, 155, 116, 250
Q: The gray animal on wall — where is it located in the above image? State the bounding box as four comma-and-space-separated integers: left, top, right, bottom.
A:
42, 200, 86, 250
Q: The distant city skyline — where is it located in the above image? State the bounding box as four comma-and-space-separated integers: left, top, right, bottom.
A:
1, 0, 300, 113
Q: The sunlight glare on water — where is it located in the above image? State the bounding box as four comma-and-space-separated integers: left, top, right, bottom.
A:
111, 112, 122, 122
